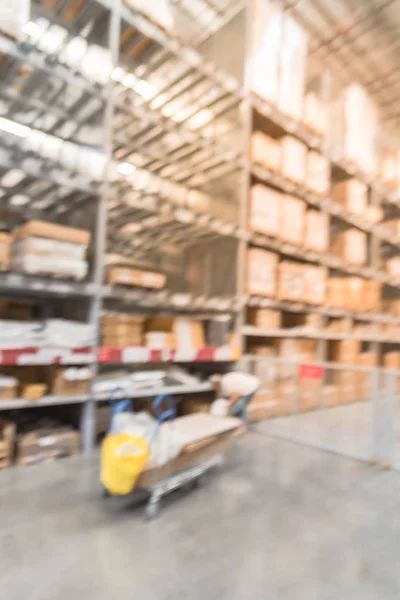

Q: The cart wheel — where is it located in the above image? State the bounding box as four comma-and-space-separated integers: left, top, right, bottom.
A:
193, 474, 204, 489
146, 498, 160, 520
101, 486, 111, 498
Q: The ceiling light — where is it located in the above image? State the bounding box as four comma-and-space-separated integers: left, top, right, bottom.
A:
9, 194, 29, 206
187, 109, 213, 130
117, 162, 136, 176
134, 80, 156, 100
123, 73, 136, 88
111, 67, 125, 82
0, 117, 30, 138
21, 21, 42, 38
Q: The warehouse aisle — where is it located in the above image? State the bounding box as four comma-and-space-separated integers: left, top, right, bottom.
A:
1, 434, 400, 599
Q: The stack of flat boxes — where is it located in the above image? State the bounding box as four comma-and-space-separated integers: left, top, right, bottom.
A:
101, 314, 144, 347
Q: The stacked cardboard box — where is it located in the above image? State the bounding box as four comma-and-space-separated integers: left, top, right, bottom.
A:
304, 210, 329, 253
304, 93, 328, 137
11, 221, 90, 280
144, 317, 205, 351
101, 314, 144, 347
331, 179, 367, 215
383, 300, 400, 317
280, 195, 305, 245
247, 308, 281, 329
386, 257, 400, 278
248, 184, 281, 238
17, 427, 80, 466
281, 136, 307, 183
247, 248, 278, 297
327, 278, 381, 312
0, 233, 11, 270
49, 367, 92, 397
331, 229, 367, 265
306, 151, 330, 195
0, 420, 16, 469
250, 132, 282, 172
107, 266, 166, 289
278, 261, 326, 304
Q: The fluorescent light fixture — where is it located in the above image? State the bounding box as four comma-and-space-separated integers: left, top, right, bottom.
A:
117, 162, 136, 176
111, 67, 125, 82
123, 73, 136, 88
2, 170, 25, 187
21, 21, 42, 38
9, 195, 29, 206
187, 109, 213, 130
134, 80, 156, 100
0, 117, 30, 138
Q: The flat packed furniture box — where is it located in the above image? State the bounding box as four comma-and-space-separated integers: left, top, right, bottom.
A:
248, 184, 281, 238
17, 427, 80, 466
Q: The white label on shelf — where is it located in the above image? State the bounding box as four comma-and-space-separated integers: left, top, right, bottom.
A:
122, 347, 150, 363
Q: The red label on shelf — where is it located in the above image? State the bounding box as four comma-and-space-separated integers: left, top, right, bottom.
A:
298, 364, 324, 380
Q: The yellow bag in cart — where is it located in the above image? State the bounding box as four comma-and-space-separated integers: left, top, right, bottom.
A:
101, 434, 150, 495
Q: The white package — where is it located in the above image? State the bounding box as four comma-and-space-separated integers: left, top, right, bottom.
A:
0, 320, 43, 349
12, 255, 88, 279
43, 319, 95, 348
210, 399, 229, 418
13, 238, 88, 261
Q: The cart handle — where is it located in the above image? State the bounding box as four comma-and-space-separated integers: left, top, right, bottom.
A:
152, 394, 176, 423
108, 386, 132, 415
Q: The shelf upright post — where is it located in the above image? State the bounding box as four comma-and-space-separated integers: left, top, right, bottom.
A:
81, 0, 121, 454
236, 0, 253, 357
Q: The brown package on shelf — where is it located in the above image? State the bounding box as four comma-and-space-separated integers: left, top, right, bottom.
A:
22, 384, 48, 401
381, 154, 398, 188
107, 267, 166, 289
384, 219, 400, 236
248, 185, 281, 238
303, 266, 326, 305
304, 210, 329, 253
145, 316, 205, 350
0, 233, 11, 270
0, 376, 18, 400
281, 136, 307, 183
364, 281, 382, 312
326, 279, 347, 309
331, 229, 367, 266
101, 315, 144, 346
247, 308, 281, 329
383, 352, 400, 369
331, 179, 367, 215
321, 385, 339, 408
299, 379, 320, 412
250, 132, 281, 172
247, 387, 290, 422
50, 367, 92, 397
280, 195, 305, 245
0, 420, 16, 469
13, 221, 90, 245
329, 340, 361, 363
326, 317, 352, 334
0, 297, 38, 320
306, 151, 331, 195
246, 248, 278, 297
386, 257, 400, 278
17, 427, 80, 466
304, 93, 328, 136
278, 261, 305, 302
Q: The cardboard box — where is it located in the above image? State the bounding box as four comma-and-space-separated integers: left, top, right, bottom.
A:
364, 281, 382, 312
386, 257, 400, 278
250, 132, 281, 172
145, 317, 205, 350
13, 221, 90, 245
299, 379, 320, 412
145, 332, 175, 350
0, 420, 16, 468
383, 352, 400, 369
304, 93, 328, 136
246, 248, 278, 297
381, 154, 398, 188
0, 233, 11, 270
329, 340, 361, 363
303, 266, 326, 305
331, 179, 367, 215
174, 318, 205, 350
280, 195, 305, 245
22, 384, 48, 401
332, 229, 367, 265
384, 219, 400, 236
248, 185, 281, 237
107, 267, 166, 289
247, 308, 281, 329
0, 379, 18, 401
321, 385, 339, 408
247, 388, 290, 421
326, 318, 352, 334
281, 136, 307, 183
278, 261, 305, 302
304, 210, 329, 253
50, 368, 92, 397
306, 151, 330, 195
17, 428, 80, 466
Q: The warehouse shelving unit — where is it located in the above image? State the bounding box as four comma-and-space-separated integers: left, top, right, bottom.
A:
2, 0, 400, 462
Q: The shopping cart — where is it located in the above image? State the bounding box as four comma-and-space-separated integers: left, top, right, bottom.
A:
101, 390, 223, 519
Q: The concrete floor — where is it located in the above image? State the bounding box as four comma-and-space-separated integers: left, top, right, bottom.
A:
2, 432, 400, 599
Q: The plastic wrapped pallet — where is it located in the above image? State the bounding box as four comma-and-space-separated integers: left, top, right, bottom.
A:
251, 0, 283, 104
280, 195, 305, 245
248, 185, 281, 238
278, 15, 307, 120
246, 248, 278, 297
250, 132, 281, 171
331, 179, 367, 215
304, 210, 329, 252
332, 229, 367, 266
281, 136, 307, 183
306, 151, 330, 195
